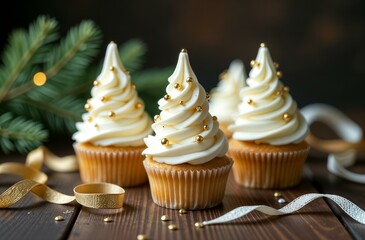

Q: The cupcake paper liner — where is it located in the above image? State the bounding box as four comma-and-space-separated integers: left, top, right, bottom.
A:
73, 143, 148, 187
143, 158, 233, 210
229, 147, 309, 189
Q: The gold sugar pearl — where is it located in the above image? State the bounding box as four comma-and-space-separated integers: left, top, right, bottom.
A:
212, 116, 218, 121
206, 93, 210, 100
109, 66, 115, 71
276, 71, 283, 78
203, 124, 209, 130
87, 116, 92, 122
103, 217, 113, 222
195, 135, 204, 143
161, 215, 170, 221
260, 42, 266, 48
274, 192, 282, 198
163, 94, 171, 101
186, 77, 193, 83
195, 222, 204, 228
275, 90, 282, 96
179, 209, 187, 214
137, 234, 149, 240
161, 138, 169, 146
274, 62, 279, 69
174, 83, 181, 90
108, 111, 115, 118
195, 106, 203, 112
282, 113, 292, 122
283, 86, 290, 93
84, 103, 91, 111
154, 115, 161, 122
94, 124, 99, 129
168, 224, 178, 230
250, 60, 256, 68
93, 80, 100, 86
247, 99, 254, 105
54, 216, 64, 221
100, 96, 107, 102
181, 48, 187, 53
135, 103, 143, 109
179, 101, 184, 105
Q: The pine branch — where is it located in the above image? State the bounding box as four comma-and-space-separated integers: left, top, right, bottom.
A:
119, 38, 147, 72
0, 16, 58, 102
0, 113, 48, 154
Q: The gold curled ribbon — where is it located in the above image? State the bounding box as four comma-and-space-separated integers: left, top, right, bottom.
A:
0, 146, 125, 209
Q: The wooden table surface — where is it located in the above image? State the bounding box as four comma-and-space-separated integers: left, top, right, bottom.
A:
1, 111, 365, 240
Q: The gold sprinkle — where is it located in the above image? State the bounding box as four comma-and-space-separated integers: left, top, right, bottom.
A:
282, 113, 292, 122
93, 80, 100, 86
100, 96, 107, 102
274, 192, 282, 198
168, 224, 177, 230
250, 60, 256, 68
195, 135, 204, 143
247, 99, 254, 105
276, 71, 283, 78
174, 83, 181, 90
203, 124, 209, 130
94, 124, 99, 129
135, 103, 143, 109
179, 209, 187, 214
206, 93, 210, 100
212, 116, 218, 121
108, 111, 115, 118
161, 215, 170, 221
161, 138, 169, 145
260, 43, 266, 48
179, 101, 184, 105
275, 90, 282, 96
195, 222, 204, 228
103, 217, 113, 222
195, 106, 203, 112
154, 115, 161, 122
181, 48, 187, 53
87, 116, 92, 122
109, 66, 115, 71
163, 94, 171, 100
186, 77, 193, 83
33, 72, 47, 86
283, 86, 290, 93
54, 216, 64, 221
273, 62, 279, 69
137, 234, 149, 240
84, 103, 91, 111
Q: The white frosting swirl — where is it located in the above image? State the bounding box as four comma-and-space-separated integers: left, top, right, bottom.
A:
229, 45, 309, 145
142, 50, 228, 165
72, 41, 152, 146
209, 59, 246, 125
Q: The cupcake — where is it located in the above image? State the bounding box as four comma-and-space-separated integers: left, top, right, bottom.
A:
72, 41, 153, 187
142, 49, 233, 210
228, 43, 310, 189
209, 59, 246, 139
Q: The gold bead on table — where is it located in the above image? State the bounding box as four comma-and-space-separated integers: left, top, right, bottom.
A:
168, 224, 178, 230
179, 209, 187, 214
282, 113, 292, 122
163, 94, 171, 101
103, 217, 113, 222
135, 103, 143, 109
195, 222, 204, 228
274, 192, 282, 198
161, 138, 169, 145
283, 86, 290, 93
195, 106, 203, 112
203, 124, 209, 130
276, 71, 283, 78
84, 103, 91, 111
260, 42, 266, 48
109, 66, 115, 71
174, 83, 181, 90
93, 80, 100, 86
54, 216, 64, 221
161, 215, 170, 221
186, 77, 193, 83
247, 99, 254, 105
108, 111, 115, 118
181, 48, 187, 53
273, 62, 279, 69
154, 115, 161, 122
195, 135, 204, 143
137, 234, 149, 240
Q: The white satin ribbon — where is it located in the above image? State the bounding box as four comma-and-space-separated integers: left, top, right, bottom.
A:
203, 193, 365, 225
301, 103, 365, 184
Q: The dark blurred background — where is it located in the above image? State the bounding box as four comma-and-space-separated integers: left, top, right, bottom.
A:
1, 0, 365, 111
